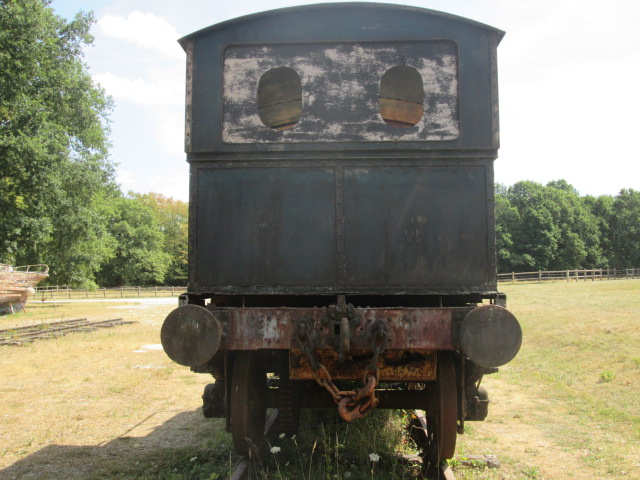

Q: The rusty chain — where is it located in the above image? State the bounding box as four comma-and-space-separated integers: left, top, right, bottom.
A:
295, 317, 389, 421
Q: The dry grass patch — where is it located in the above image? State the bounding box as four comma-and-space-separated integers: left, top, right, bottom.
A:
0, 300, 234, 480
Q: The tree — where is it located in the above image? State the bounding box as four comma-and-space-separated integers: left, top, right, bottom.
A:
494, 184, 518, 272
95, 196, 171, 286
609, 189, 640, 267
0, 0, 115, 287
583, 194, 614, 266
501, 181, 559, 271
133, 193, 188, 285
544, 181, 602, 269
496, 180, 603, 272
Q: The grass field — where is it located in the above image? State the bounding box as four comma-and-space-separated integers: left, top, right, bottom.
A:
453, 280, 640, 479
0, 281, 639, 479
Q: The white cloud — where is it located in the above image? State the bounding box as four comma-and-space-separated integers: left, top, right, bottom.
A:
97, 11, 184, 59
116, 168, 136, 191
116, 167, 189, 201
155, 110, 185, 159
94, 72, 182, 107
148, 170, 190, 201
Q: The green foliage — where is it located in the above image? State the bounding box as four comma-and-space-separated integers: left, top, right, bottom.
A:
132, 193, 188, 285
608, 189, 640, 267
496, 180, 609, 272
599, 370, 614, 383
0, 0, 116, 287
95, 196, 171, 287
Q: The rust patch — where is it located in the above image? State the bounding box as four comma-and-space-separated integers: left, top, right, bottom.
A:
290, 348, 436, 381
222, 307, 458, 351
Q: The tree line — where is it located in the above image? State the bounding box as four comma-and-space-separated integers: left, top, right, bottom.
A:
2, 2, 639, 288
496, 180, 640, 273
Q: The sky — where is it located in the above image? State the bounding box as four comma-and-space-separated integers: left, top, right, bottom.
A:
50, 0, 640, 202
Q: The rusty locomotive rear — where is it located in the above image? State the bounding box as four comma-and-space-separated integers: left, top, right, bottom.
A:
161, 2, 521, 467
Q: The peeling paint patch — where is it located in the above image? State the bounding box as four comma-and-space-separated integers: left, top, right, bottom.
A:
222, 41, 459, 143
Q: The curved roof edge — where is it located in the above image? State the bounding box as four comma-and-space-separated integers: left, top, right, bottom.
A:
178, 2, 505, 48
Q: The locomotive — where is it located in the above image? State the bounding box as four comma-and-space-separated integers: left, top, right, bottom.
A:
160, 2, 521, 470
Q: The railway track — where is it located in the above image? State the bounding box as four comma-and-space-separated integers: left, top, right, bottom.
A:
0, 318, 135, 345
228, 408, 457, 480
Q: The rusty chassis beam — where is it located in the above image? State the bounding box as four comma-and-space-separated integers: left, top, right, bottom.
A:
215, 306, 470, 351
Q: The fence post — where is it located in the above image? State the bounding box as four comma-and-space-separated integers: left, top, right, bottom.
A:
566, 270, 569, 282
68, 286, 71, 299
538, 270, 542, 281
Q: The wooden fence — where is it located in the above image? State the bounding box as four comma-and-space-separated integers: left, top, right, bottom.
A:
35, 269, 640, 296
35, 286, 186, 300
498, 268, 640, 283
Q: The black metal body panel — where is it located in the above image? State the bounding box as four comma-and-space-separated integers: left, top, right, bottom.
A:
342, 165, 489, 288
191, 158, 495, 294
183, 3, 503, 298
195, 167, 337, 288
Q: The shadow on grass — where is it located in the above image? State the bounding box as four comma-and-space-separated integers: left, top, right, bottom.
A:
0, 408, 235, 480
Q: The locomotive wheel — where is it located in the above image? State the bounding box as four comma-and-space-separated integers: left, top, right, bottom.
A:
230, 351, 267, 457
423, 352, 458, 476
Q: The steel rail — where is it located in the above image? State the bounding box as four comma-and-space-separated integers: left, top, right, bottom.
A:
0, 318, 133, 345
0, 318, 88, 336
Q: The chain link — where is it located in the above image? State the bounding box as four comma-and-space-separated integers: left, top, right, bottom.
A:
296, 317, 389, 422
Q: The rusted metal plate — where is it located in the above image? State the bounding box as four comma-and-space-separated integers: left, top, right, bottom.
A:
223, 307, 460, 350
289, 348, 436, 381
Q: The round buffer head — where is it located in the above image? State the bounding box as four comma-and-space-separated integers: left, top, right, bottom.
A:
161, 305, 221, 367
460, 305, 522, 368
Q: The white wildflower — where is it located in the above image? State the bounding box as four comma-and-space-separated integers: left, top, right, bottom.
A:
279, 433, 286, 439
344, 472, 352, 478
369, 452, 380, 462
190, 456, 197, 462
270, 446, 281, 454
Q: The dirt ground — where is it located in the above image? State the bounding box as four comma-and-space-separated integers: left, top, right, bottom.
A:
1, 299, 638, 479
0, 300, 221, 480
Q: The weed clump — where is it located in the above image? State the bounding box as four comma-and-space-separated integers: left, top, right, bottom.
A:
258, 409, 420, 480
